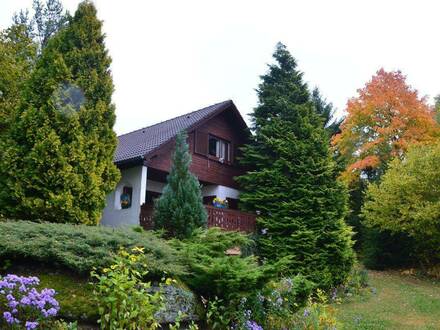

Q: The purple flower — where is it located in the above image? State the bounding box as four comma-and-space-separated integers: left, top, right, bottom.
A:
0, 274, 59, 326
276, 297, 283, 306
246, 320, 263, 330
21, 296, 31, 305
26, 321, 39, 330
9, 300, 19, 309
3, 311, 19, 325
303, 308, 310, 317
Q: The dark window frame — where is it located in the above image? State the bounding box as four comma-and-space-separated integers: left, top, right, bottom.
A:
207, 134, 231, 163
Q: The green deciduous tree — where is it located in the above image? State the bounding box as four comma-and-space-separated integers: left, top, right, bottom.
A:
434, 94, 440, 124
333, 69, 439, 268
362, 142, 440, 266
154, 131, 207, 238
13, 0, 68, 51
0, 1, 119, 224
237, 43, 354, 289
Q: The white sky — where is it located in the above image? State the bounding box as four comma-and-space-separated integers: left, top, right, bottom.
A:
1, 0, 439, 135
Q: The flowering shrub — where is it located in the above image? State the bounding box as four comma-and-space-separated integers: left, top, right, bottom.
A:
291, 289, 340, 330
331, 265, 370, 302
209, 275, 312, 330
0, 274, 59, 329
230, 275, 312, 329
91, 247, 165, 330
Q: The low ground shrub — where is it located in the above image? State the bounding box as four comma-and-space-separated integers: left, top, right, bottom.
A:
171, 228, 276, 302
0, 220, 185, 277
172, 228, 297, 329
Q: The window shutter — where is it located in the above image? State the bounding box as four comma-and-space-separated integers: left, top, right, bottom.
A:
232, 143, 240, 165
229, 142, 234, 163
195, 130, 208, 155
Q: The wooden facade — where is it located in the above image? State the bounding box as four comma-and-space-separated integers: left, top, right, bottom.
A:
144, 107, 248, 188
137, 103, 257, 233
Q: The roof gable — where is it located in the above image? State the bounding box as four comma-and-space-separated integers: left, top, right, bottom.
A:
114, 100, 247, 165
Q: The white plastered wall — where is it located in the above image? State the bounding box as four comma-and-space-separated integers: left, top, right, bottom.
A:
100, 165, 147, 227
202, 185, 240, 200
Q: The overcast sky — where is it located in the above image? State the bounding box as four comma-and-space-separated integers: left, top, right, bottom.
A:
1, 0, 439, 135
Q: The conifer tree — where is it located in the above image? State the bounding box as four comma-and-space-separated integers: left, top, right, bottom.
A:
237, 43, 354, 288
311, 87, 342, 136
154, 131, 207, 239
0, 24, 36, 133
0, 1, 119, 224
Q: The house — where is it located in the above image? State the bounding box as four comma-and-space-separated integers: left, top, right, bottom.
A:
101, 100, 256, 232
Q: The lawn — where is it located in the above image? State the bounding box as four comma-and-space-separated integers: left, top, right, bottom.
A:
335, 270, 440, 329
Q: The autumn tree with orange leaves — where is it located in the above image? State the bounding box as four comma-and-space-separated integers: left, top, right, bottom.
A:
333, 69, 439, 184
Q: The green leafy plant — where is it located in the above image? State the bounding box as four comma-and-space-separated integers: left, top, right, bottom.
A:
169, 311, 199, 330
362, 142, 440, 267
342, 265, 369, 297
51, 320, 78, 330
292, 289, 341, 330
91, 247, 164, 330
205, 297, 233, 329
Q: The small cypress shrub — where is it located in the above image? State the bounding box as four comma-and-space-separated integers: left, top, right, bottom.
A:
154, 131, 207, 238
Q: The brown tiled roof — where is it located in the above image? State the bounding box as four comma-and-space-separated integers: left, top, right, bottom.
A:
115, 100, 235, 164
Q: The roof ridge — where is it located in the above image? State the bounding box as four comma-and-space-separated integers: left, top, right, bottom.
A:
117, 100, 232, 138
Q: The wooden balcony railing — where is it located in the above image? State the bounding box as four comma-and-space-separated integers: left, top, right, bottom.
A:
139, 204, 256, 233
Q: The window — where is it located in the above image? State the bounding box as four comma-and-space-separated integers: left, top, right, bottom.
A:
208, 135, 230, 162
120, 186, 132, 209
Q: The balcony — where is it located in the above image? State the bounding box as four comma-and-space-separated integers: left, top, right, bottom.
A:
140, 204, 256, 233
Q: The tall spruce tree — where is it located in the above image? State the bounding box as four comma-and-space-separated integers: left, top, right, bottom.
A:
311, 87, 342, 136
154, 131, 207, 239
237, 43, 354, 288
0, 1, 119, 224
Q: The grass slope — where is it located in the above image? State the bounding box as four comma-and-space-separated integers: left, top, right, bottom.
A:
335, 270, 440, 329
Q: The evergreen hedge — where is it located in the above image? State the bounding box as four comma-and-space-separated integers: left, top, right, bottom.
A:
0, 220, 185, 277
